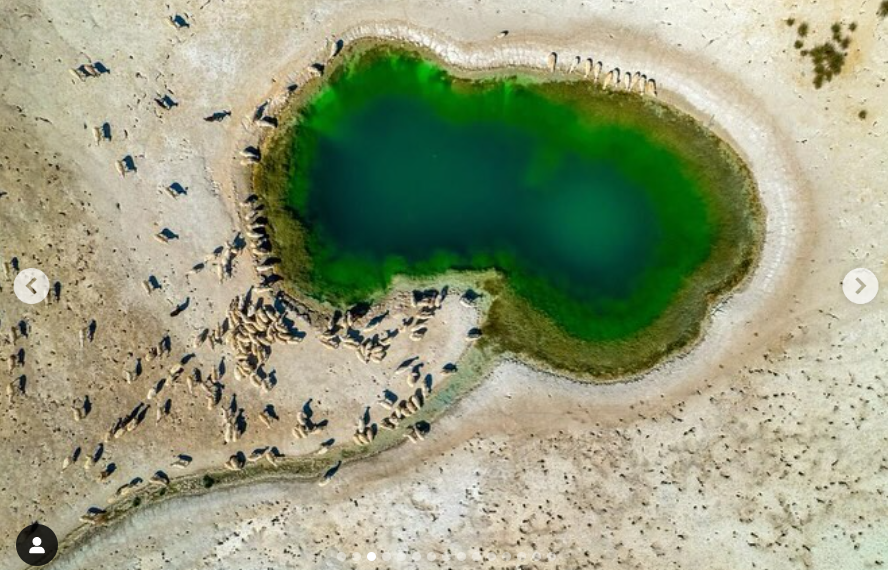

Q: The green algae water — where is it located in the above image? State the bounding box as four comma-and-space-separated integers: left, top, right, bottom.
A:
258, 44, 762, 376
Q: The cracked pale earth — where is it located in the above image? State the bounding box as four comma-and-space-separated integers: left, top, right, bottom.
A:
1, 0, 887, 569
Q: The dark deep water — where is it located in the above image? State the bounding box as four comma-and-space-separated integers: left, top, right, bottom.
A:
281, 48, 748, 343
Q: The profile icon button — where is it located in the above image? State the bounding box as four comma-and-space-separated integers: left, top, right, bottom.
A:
16, 523, 58, 566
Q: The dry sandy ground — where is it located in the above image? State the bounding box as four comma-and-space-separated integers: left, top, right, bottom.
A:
1, 0, 887, 569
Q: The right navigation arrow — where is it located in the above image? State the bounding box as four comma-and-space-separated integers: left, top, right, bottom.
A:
843, 268, 879, 305
855, 277, 867, 295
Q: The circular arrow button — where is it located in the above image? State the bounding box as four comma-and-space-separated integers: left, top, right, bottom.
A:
842, 268, 879, 305
13, 269, 50, 305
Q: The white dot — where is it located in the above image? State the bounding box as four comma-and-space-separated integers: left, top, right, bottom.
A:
456, 552, 466, 561
367, 552, 376, 561
336, 552, 346, 562
382, 551, 392, 561
412, 552, 421, 561
427, 552, 436, 561
396, 551, 407, 562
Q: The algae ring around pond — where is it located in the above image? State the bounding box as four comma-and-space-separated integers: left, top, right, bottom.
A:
256, 43, 763, 378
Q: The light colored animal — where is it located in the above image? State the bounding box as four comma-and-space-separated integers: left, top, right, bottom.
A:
568, 56, 580, 74
644, 78, 658, 97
